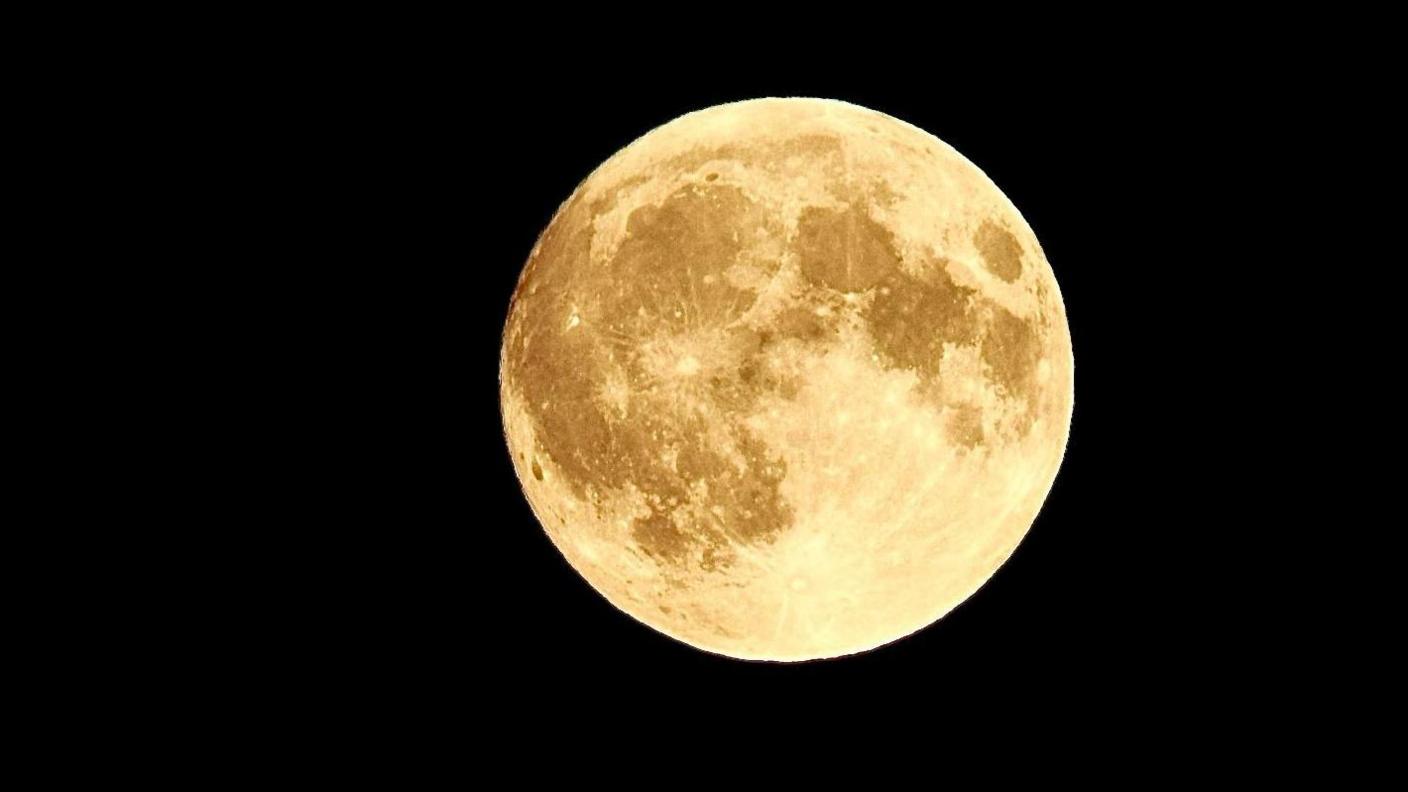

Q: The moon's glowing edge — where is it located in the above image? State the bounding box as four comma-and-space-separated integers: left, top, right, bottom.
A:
497, 97, 1075, 662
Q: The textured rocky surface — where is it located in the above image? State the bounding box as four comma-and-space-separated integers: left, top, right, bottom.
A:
500, 98, 1073, 660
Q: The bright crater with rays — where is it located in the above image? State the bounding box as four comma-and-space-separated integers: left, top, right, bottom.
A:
500, 98, 1073, 661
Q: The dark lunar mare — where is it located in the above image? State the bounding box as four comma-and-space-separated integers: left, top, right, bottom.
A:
506, 147, 1045, 575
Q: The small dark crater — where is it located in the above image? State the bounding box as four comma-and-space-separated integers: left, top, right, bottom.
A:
531, 458, 543, 480
705, 172, 719, 181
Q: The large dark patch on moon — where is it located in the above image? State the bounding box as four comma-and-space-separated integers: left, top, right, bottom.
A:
507, 144, 1049, 583
974, 220, 1024, 282
506, 181, 799, 574
795, 204, 900, 292
867, 260, 978, 378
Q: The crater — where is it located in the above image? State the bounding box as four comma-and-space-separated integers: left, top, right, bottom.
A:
614, 134, 842, 199
974, 220, 1023, 282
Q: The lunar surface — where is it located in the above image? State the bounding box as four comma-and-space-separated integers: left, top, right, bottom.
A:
500, 98, 1073, 661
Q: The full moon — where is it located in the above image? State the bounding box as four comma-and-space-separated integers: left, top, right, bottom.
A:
500, 98, 1073, 661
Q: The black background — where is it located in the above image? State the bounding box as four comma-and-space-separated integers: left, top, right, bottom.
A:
305, 63, 1274, 718
59, 15, 1377, 765
90, 16, 1392, 764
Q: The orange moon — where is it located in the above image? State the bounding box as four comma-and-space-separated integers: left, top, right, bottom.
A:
500, 98, 1073, 661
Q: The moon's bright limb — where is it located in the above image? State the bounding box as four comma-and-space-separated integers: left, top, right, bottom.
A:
500, 98, 1073, 661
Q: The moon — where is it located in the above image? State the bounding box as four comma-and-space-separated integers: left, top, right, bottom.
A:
500, 98, 1073, 661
